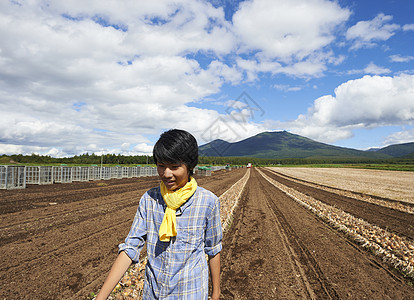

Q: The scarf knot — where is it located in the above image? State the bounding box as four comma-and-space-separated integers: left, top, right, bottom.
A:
159, 177, 197, 242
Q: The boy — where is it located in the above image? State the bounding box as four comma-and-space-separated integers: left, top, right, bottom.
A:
96, 129, 222, 300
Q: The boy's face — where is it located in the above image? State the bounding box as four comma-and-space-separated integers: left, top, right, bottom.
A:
157, 162, 190, 191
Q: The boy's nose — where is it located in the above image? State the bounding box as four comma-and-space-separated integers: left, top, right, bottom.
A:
163, 168, 173, 177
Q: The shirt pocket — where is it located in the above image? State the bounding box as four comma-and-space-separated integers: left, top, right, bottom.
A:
175, 226, 204, 250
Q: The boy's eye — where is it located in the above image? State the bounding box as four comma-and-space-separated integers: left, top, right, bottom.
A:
157, 164, 180, 170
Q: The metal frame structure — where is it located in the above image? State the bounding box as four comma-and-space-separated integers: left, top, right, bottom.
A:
0, 166, 26, 189
26, 166, 53, 185
52, 166, 73, 183
0, 165, 223, 189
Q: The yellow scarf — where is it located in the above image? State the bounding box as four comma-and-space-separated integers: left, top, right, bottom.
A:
159, 176, 197, 242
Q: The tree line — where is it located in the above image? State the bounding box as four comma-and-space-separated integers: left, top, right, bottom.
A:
2, 153, 152, 165
2, 153, 412, 166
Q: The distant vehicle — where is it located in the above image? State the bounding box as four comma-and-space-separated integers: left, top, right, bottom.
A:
247, 163, 252, 168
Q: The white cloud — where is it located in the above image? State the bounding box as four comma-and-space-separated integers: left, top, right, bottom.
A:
236, 52, 339, 80
198, 115, 266, 145
346, 13, 400, 50
279, 74, 414, 143
383, 128, 414, 146
45, 148, 67, 158
389, 54, 414, 63
133, 143, 154, 155
347, 62, 391, 75
233, 0, 350, 61
45, 0, 235, 57
363, 62, 391, 75
0, 144, 25, 156
233, 0, 350, 79
0, 143, 59, 156
3, 0, 408, 156
0, 0, 245, 156
274, 84, 303, 92
223, 100, 248, 110
402, 24, 414, 31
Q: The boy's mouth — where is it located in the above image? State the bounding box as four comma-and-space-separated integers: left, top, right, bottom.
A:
164, 180, 175, 188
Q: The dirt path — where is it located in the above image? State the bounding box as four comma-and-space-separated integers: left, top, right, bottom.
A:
221, 168, 414, 299
0, 169, 246, 300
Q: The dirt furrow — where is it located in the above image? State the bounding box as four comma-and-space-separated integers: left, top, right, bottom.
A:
221, 169, 316, 299
0, 168, 245, 300
0, 195, 139, 246
0, 170, 242, 244
221, 168, 413, 299
0, 198, 140, 273
1, 209, 135, 299
262, 168, 414, 240
259, 179, 339, 299
0, 177, 161, 214
266, 168, 414, 210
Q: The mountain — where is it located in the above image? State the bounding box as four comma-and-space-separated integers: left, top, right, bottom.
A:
198, 131, 392, 159
366, 147, 381, 152
401, 151, 414, 159
372, 142, 414, 157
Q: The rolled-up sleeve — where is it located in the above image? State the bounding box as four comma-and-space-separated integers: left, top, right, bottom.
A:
204, 196, 222, 256
118, 193, 148, 263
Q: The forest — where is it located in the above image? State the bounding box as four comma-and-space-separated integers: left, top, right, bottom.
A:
1, 153, 413, 168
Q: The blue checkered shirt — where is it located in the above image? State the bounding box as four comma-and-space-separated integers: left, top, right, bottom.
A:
119, 186, 223, 299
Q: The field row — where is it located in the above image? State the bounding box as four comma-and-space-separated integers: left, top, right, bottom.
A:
270, 167, 414, 203
260, 169, 414, 278
267, 167, 414, 215
221, 168, 413, 299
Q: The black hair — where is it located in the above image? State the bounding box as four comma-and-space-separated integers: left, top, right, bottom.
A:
153, 129, 198, 175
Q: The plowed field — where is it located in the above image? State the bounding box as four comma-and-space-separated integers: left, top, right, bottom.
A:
0, 169, 246, 300
1, 167, 414, 299
220, 168, 414, 299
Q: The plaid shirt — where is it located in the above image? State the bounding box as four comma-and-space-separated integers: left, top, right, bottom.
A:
119, 186, 223, 299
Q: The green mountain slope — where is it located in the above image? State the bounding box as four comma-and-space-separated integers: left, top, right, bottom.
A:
374, 142, 414, 157
400, 151, 414, 159
198, 131, 391, 159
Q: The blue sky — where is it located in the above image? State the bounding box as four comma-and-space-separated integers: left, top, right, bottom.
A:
0, 0, 413, 157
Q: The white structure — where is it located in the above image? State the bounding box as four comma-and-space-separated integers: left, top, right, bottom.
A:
131, 167, 139, 177
100, 167, 112, 180
0, 165, 215, 190
52, 166, 73, 183
0, 166, 26, 189
26, 166, 53, 185
72, 167, 90, 181
88, 166, 101, 180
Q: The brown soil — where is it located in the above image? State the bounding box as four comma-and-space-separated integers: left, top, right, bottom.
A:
261, 168, 414, 240
269, 167, 414, 203
220, 168, 414, 299
1, 167, 413, 299
0, 169, 245, 300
